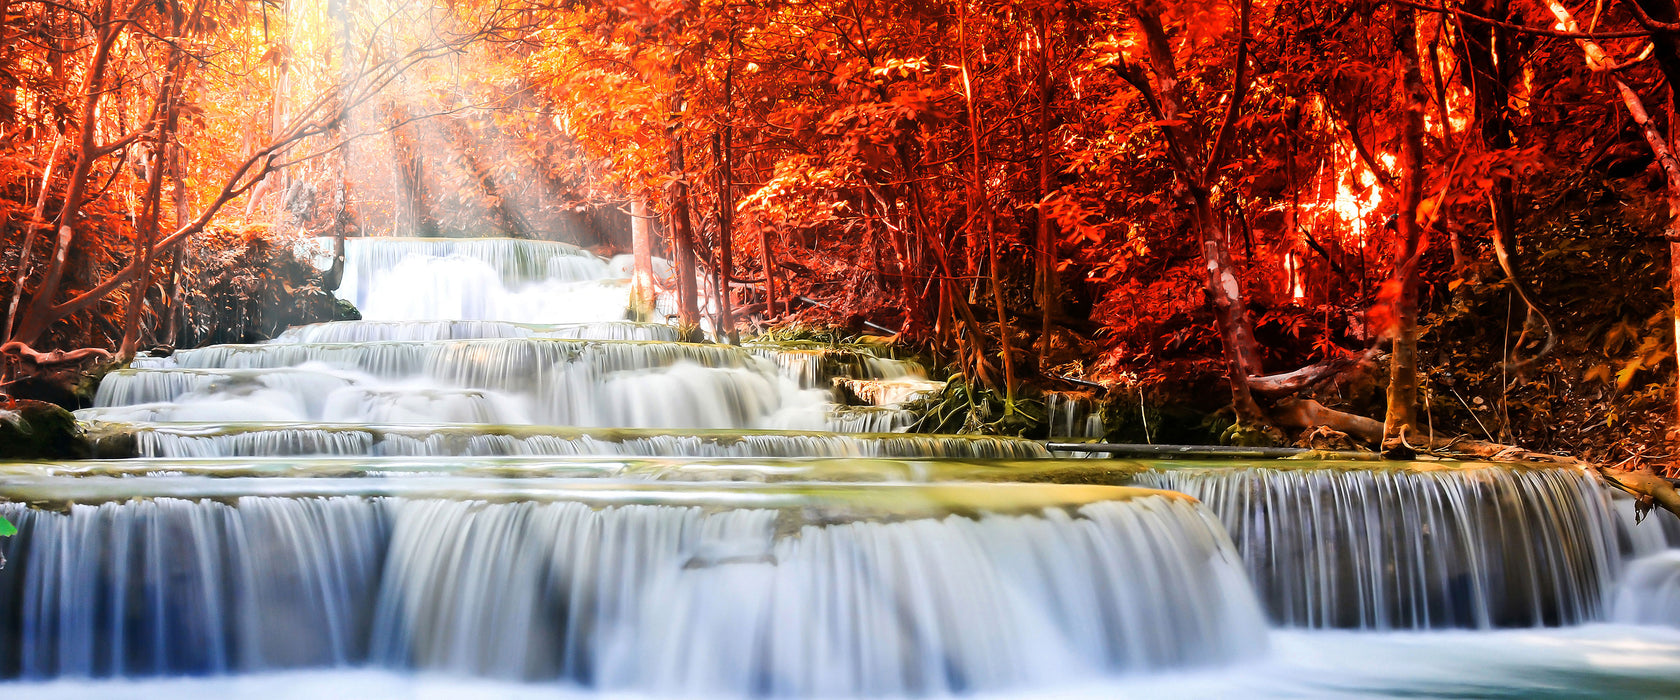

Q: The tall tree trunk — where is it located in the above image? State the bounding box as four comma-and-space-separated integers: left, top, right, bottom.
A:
958, 0, 1015, 401
118, 139, 166, 359
1459, 0, 1554, 369
0, 0, 15, 129
630, 198, 656, 320
384, 101, 438, 237
14, 0, 118, 347
758, 216, 779, 318
1384, 3, 1430, 447
714, 131, 737, 344
322, 0, 357, 293
713, 26, 739, 344
1121, 0, 1265, 427
1624, 1, 1680, 433
666, 92, 701, 328
163, 142, 187, 347
120, 17, 191, 359
5, 135, 63, 343
1036, 6, 1058, 370
1198, 196, 1268, 426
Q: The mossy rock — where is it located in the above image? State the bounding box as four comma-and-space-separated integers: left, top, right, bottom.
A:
332, 297, 362, 321
1220, 421, 1285, 447
0, 398, 91, 460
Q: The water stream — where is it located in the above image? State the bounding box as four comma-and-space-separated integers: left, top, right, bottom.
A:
3, 237, 1679, 697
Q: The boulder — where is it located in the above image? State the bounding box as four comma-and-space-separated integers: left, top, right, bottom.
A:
0, 398, 91, 460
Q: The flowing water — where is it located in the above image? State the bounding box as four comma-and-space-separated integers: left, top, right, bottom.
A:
4, 237, 1680, 698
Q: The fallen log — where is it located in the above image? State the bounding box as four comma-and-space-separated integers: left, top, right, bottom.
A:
1264, 397, 1680, 519
1044, 441, 1376, 460
1249, 347, 1383, 397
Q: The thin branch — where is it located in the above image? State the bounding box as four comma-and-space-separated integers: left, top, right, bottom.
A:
1390, 0, 1652, 38
1202, 0, 1253, 186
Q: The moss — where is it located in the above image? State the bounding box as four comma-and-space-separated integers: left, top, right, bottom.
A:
332, 297, 361, 321
1221, 421, 1284, 447
0, 399, 91, 460
72, 359, 123, 408
0, 474, 1188, 522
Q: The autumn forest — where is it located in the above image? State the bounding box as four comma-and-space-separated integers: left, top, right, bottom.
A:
8, 1, 1680, 695
5, 0, 1680, 481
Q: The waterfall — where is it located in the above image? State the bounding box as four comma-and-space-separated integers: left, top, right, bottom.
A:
90, 238, 941, 434
0, 498, 386, 677
331, 238, 619, 322
90, 341, 836, 430
1613, 551, 1680, 627
1132, 463, 1621, 629
818, 406, 917, 433
271, 320, 685, 344
1046, 392, 1106, 441
0, 487, 1266, 693
7, 236, 1671, 697
746, 345, 927, 388
101, 424, 1052, 459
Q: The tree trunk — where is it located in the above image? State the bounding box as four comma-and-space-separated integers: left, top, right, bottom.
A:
666, 92, 701, 328
118, 147, 165, 360
1036, 6, 1058, 370
1383, 2, 1429, 448
322, 0, 357, 294
0, 0, 15, 128
119, 31, 189, 360
958, 0, 1014, 401
714, 130, 738, 344
384, 101, 438, 237
13, 0, 118, 347
1197, 195, 1268, 426
758, 217, 779, 318
1122, 0, 1264, 428
5, 135, 63, 343
630, 198, 656, 320
162, 139, 189, 347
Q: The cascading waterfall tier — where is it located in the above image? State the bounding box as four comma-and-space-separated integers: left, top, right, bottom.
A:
1613, 551, 1680, 627
1132, 462, 1622, 629
88, 338, 838, 430
88, 422, 1051, 460
745, 343, 927, 387
272, 320, 685, 344
0, 482, 1266, 694
329, 237, 649, 324
1045, 391, 1106, 441
1609, 500, 1680, 628
0, 456, 1092, 482
109, 234, 945, 433
524, 456, 1638, 632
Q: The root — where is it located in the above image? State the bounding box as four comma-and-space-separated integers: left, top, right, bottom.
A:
1, 341, 112, 368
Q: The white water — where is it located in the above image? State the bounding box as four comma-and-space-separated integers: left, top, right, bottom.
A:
8, 625, 1680, 699
108, 424, 1052, 459
1136, 463, 1624, 628
0, 490, 1266, 694
10, 237, 1680, 697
